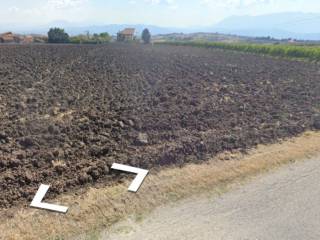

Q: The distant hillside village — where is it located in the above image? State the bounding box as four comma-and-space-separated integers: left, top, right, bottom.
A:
0, 28, 143, 44
0, 32, 47, 44
1, 28, 319, 45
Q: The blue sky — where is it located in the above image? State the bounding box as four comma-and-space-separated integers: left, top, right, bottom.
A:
1, 0, 320, 27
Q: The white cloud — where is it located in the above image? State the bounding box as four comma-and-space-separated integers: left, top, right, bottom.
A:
8, 6, 20, 13
201, 0, 272, 8
144, 0, 178, 10
47, 0, 89, 9
3, 0, 91, 25
144, 0, 160, 4
144, 0, 176, 6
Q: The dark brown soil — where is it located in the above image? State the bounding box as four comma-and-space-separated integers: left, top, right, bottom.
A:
0, 43, 319, 208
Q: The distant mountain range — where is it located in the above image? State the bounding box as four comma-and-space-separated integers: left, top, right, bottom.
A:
1, 12, 320, 40
212, 12, 320, 40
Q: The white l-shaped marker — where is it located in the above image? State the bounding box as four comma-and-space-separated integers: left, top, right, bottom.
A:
111, 163, 149, 192
30, 184, 69, 213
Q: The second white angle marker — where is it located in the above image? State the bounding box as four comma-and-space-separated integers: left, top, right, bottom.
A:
111, 163, 149, 192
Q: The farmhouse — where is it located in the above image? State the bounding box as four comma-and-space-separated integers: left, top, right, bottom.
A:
0, 32, 41, 44
0, 32, 17, 43
21, 35, 34, 44
117, 28, 135, 42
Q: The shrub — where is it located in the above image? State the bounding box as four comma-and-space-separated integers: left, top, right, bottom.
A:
69, 32, 111, 44
48, 28, 69, 43
142, 29, 151, 44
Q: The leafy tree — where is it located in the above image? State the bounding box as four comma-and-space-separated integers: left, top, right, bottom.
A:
48, 28, 70, 43
142, 28, 151, 44
99, 32, 110, 38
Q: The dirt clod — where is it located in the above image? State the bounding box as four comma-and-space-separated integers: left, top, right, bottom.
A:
18, 137, 36, 149
312, 115, 320, 130
137, 133, 149, 145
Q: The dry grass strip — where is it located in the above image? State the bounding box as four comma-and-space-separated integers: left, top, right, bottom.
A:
1, 131, 320, 240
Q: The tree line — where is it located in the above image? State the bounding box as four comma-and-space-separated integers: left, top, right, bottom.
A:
48, 27, 151, 44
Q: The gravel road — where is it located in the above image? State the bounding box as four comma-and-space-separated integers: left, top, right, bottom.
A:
104, 155, 320, 240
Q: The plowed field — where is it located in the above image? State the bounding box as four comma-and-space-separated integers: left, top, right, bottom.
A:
0, 43, 319, 208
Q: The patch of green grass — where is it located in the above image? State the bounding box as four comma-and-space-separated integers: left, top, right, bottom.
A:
84, 231, 100, 240
134, 213, 145, 223
50, 229, 101, 240
48, 236, 65, 240
157, 41, 320, 61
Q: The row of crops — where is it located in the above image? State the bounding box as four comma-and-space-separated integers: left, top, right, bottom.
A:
157, 41, 320, 61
